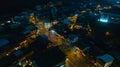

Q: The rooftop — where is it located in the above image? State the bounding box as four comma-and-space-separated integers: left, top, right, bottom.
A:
0, 39, 9, 47
97, 54, 114, 63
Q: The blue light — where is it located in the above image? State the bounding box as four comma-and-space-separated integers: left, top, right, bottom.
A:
98, 16, 109, 23
117, 1, 120, 4
99, 18, 108, 23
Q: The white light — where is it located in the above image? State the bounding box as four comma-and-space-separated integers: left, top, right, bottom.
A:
52, 20, 58, 24
6, 54, 9, 56
99, 18, 109, 23
61, 65, 65, 67
75, 14, 78, 17
26, 60, 29, 63
51, 30, 55, 33
7, 21, 11, 23
45, 23, 51, 29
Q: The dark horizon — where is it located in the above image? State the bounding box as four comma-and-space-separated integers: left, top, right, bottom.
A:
0, 0, 50, 15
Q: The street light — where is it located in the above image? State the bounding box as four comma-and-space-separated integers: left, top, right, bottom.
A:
105, 31, 111, 36
60, 65, 65, 67
18, 62, 22, 66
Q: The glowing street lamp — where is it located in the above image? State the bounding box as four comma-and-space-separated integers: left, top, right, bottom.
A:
105, 31, 111, 36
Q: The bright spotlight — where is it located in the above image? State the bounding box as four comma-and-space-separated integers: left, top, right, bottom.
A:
98, 18, 109, 23
98, 16, 109, 23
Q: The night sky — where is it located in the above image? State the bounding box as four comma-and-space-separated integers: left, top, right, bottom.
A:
0, 0, 50, 15
0, 0, 119, 15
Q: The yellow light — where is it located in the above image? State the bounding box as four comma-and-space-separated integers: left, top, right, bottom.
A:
29, 61, 33, 66
81, 10, 86, 13
6, 54, 9, 56
89, 29, 92, 32
14, 47, 19, 50
96, 4, 101, 9
68, 14, 78, 23
1, 23, 5, 26
66, 58, 69, 61
31, 35, 37, 39
74, 25, 82, 29
105, 31, 110, 36
29, 13, 38, 24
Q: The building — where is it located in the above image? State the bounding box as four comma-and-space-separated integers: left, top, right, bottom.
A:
61, 18, 71, 25
96, 54, 114, 67
0, 38, 10, 51
22, 24, 37, 36
108, 50, 120, 66
98, 12, 120, 24
8, 23, 20, 30
67, 34, 79, 43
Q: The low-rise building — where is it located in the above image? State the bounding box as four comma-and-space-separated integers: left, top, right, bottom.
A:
67, 34, 79, 44
0, 38, 10, 51
96, 54, 114, 67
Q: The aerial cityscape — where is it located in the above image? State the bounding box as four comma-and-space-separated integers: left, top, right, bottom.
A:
0, 0, 120, 67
